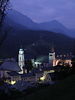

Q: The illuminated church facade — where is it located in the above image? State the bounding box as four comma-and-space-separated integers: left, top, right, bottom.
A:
49, 48, 72, 67
18, 48, 25, 74
0, 47, 72, 85
18, 47, 72, 72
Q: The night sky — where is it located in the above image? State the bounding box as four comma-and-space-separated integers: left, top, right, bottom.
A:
11, 0, 75, 29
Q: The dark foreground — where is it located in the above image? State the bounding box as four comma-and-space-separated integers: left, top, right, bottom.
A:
0, 75, 75, 100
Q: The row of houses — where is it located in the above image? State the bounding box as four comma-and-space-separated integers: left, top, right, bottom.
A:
0, 58, 55, 85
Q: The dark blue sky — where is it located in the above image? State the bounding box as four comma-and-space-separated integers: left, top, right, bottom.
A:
11, 0, 75, 29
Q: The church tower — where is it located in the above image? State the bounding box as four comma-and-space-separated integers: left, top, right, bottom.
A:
18, 48, 25, 74
49, 47, 56, 66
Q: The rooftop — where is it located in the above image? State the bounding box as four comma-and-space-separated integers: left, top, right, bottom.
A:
0, 59, 21, 72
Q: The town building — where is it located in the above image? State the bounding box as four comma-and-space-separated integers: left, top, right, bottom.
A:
0, 58, 21, 84
0, 47, 72, 85
18, 48, 25, 74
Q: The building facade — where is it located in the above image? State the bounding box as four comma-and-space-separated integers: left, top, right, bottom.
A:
18, 48, 25, 74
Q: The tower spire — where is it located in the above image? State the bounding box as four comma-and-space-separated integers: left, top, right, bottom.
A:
51, 47, 55, 53
49, 43, 56, 66
51, 42, 55, 53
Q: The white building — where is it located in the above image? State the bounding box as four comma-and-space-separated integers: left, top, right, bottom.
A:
0, 58, 21, 84
18, 48, 25, 74
49, 47, 56, 66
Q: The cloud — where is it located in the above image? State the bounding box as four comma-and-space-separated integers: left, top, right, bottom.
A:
11, 0, 75, 28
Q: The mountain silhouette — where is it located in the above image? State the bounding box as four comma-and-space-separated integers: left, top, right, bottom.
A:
0, 10, 74, 58
4, 9, 75, 38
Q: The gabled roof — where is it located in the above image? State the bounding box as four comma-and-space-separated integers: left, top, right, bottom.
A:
0, 59, 21, 72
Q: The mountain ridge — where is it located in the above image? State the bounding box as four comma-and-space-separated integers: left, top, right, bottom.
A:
0, 10, 74, 58
5, 9, 75, 38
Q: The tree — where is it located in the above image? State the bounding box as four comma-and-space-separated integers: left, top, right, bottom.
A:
0, 0, 10, 47
25, 60, 33, 73
0, 0, 9, 26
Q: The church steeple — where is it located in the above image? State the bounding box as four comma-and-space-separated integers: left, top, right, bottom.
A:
51, 47, 55, 53
49, 46, 56, 66
18, 48, 25, 74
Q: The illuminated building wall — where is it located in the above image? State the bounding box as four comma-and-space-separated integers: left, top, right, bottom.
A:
18, 49, 25, 74
53, 59, 72, 67
49, 51, 72, 67
49, 51, 56, 66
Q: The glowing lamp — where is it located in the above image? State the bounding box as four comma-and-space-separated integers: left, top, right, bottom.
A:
40, 76, 45, 81
11, 81, 16, 85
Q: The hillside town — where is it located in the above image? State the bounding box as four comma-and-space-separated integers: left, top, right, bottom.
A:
0, 47, 74, 91
0, 0, 75, 100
